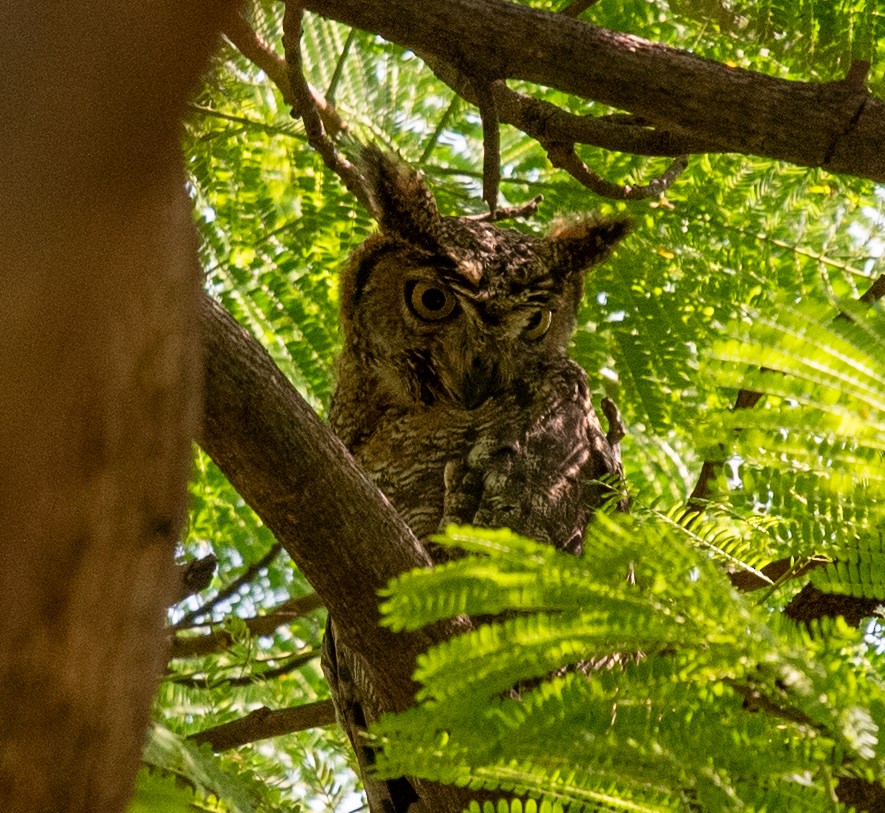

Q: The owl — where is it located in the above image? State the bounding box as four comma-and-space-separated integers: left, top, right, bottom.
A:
324, 148, 629, 812
329, 148, 629, 557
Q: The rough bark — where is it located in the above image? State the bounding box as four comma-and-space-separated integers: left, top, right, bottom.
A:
199, 295, 478, 810
0, 3, 237, 811
198, 296, 445, 709
304, 0, 885, 184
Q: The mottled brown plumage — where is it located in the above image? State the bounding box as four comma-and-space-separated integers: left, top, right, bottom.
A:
323, 148, 630, 812
331, 148, 629, 557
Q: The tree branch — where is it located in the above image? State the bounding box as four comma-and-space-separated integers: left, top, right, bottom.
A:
198, 294, 468, 714
545, 141, 687, 199
223, 10, 346, 136
172, 648, 321, 689
303, 0, 885, 183
463, 194, 543, 223
169, 592, 324, 659
281, 1, 375, 214
189, 700, 337, 751
424, 55, 718, 159
785, 583, 884, 627
475, 79, 502, 214
198, 293, 478, 809
175, 542, 282, 628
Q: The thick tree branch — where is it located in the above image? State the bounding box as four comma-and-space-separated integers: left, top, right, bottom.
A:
189, 700, 337, 751
303, 0, 885, 183
424, 55, 717, 158
198, 294, 467, 714
199, 293, 478, 810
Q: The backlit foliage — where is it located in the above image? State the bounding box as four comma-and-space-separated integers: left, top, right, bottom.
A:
141, 0, 885, 809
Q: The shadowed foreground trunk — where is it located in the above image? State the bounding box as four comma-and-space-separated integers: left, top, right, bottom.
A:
0, 3, 237, 810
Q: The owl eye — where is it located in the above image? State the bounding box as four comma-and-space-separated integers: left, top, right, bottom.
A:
406, 280, 458, 322
523, 308, 552, 340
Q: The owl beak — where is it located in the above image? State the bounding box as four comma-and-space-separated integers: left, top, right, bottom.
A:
460, 357, 501, 410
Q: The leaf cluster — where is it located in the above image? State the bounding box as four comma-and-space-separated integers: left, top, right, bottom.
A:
376, 516, 885, 811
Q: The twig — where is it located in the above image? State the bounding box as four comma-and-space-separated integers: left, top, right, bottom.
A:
843, 59, 871, 91
560, 0, 601, 16
463, 194, 543, 223
858, 271, 885, 304
545, 141, 688, 200
420, 93, 460, 164
169, 592, 325, 659
174, 542, 283, 628
326, 26, 356, 103
223, 11, 345, 137
282, 1, 375, 214
475, 80, 502, 215
171, 648, 321, 689
189, 699, 337, 751
722, 678, 820, 729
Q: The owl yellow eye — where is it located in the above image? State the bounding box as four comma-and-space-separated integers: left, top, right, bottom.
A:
523, 308, 552, 340
406, 280, 458, 322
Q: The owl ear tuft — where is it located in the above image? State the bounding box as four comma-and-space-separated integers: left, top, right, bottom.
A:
361, 146, 443, 250
545, 216, 631, 278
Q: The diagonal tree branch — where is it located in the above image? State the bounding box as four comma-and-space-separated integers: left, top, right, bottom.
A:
222, 10, 346, 137
198, 292, 478, 810
174, 542, 282, 628
172, 648, 321, 689
302, 0, 885, 183
197, 294, 469, 711
281, 1, 375, 214
169, 592, 324, 659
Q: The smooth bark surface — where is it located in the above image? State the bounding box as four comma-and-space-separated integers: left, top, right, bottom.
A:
305, 0, 885, 183
0, 3, 237, 811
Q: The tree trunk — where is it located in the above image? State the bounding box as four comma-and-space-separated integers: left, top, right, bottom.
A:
0, 3, 237, 810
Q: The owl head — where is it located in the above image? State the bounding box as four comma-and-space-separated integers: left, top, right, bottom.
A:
338, 148, 630, 412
